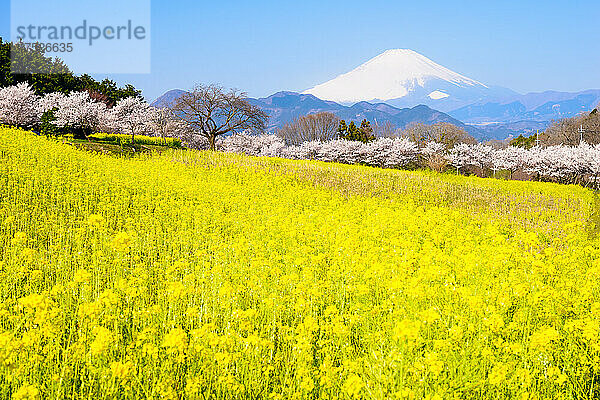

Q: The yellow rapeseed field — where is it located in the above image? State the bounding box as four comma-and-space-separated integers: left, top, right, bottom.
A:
1, 126, 599, 399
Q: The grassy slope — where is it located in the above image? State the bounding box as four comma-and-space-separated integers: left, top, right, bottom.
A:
0, 127, 599, 399
67, 138, 176, 156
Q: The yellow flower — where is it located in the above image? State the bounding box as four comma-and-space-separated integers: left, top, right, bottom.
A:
2, 125, 599, 397
516, 368, 532, 387
141, 343, 159, 359
393, 319, 421, 342
530, 326, 560, 350
483, 313, 505, 333
489, 364, 508, 385
424, 352, 444, 377
78, 301, 102, 320
448, 325, 463, 342
73, 269, 92, 284
547, 366, 568, 385
18, 294, 46, 310
110, 361, 134, 381
112, 232, 132, 251
343, 373, 364, 399
163, 327, 187, 353
90, 326, 113, 356
12, 385, 39, 400
11, 232, 27, 245
186, 376, 203, 397
87, 214, 105, 229
167, 281, 187, 299
419, 308, 440, 324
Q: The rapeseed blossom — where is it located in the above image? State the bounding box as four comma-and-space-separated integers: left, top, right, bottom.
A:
0, 127, 599, 398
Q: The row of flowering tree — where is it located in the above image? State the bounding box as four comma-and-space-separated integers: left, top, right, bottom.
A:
0, 82, 188, 143
2, 82, 599, 187
217, 132, 600, 188
0, 82, 266, 149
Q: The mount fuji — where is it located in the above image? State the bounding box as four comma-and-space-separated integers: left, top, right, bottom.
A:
303, 49, 517, 112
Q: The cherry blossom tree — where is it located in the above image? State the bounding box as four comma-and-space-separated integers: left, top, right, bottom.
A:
449, 143, 473, 174
52, 91, 107, 139
171, 84, 268, 151
421, 141, 448, 172
38, 92, 66, 114
363, 138, 418, 168
585, 144, 600, 187
0, 82, 40, 128
491, 146, 527, 178
107, 97, 153, 142
219, 131, 285, 157
468, 143, 494, 175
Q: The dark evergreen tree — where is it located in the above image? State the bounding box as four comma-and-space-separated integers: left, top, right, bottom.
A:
339, 120, 376, 143
337, 120, 348, 138
346, 121, 360, 141
0, 38, 142, 104
359, 119, 375, 142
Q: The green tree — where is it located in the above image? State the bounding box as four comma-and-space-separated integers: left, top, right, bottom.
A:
39, 110, 61, 136
359, 119, 375, 142
339, 119, 376, 143
0, 38, 142, 104
337, 120, 348, 138
347, 121, 360, 141
510, 133, 537, 149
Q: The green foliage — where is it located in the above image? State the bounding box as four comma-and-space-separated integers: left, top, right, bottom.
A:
0, 37, 142, 103
88, 133, 182, 148
338, 119, 376, 143
359, 119, 375, 141
39, 110, 61, 136
510, 133, 537, 149
337, 120, 347, 138
77, 74, 142, 106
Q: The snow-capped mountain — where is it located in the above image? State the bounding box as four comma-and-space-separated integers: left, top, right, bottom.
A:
303, 49, 516, 112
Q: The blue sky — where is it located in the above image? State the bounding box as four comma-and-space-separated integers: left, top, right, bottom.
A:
1, 0, 599, 101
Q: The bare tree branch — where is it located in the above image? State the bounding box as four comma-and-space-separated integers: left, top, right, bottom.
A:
170, 84, 268, 150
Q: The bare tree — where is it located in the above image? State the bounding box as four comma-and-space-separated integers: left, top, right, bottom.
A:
277, 112, 340, 145
170, 84, 268, 150
543, 111, 600, 146
373, 120, 399, 138
148, 107, 191, 144
401, 122, 476, 148
543, 117, 581, 146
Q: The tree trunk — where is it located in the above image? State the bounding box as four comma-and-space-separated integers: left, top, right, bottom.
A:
209, 134, 216, 151
83, 127, 91, 142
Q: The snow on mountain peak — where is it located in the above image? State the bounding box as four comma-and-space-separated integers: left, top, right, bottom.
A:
428, 90, 450, 100
303, 49, 488, 104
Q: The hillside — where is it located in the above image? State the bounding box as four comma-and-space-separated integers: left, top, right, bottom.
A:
1, 127, 599, 398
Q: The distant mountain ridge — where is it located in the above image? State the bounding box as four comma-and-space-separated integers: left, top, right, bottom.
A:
151, 49, 600, 141
151, 88, 600, 142
152, 90, 485, 139
151, 89, 186, 109
450, 89, 600, 124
